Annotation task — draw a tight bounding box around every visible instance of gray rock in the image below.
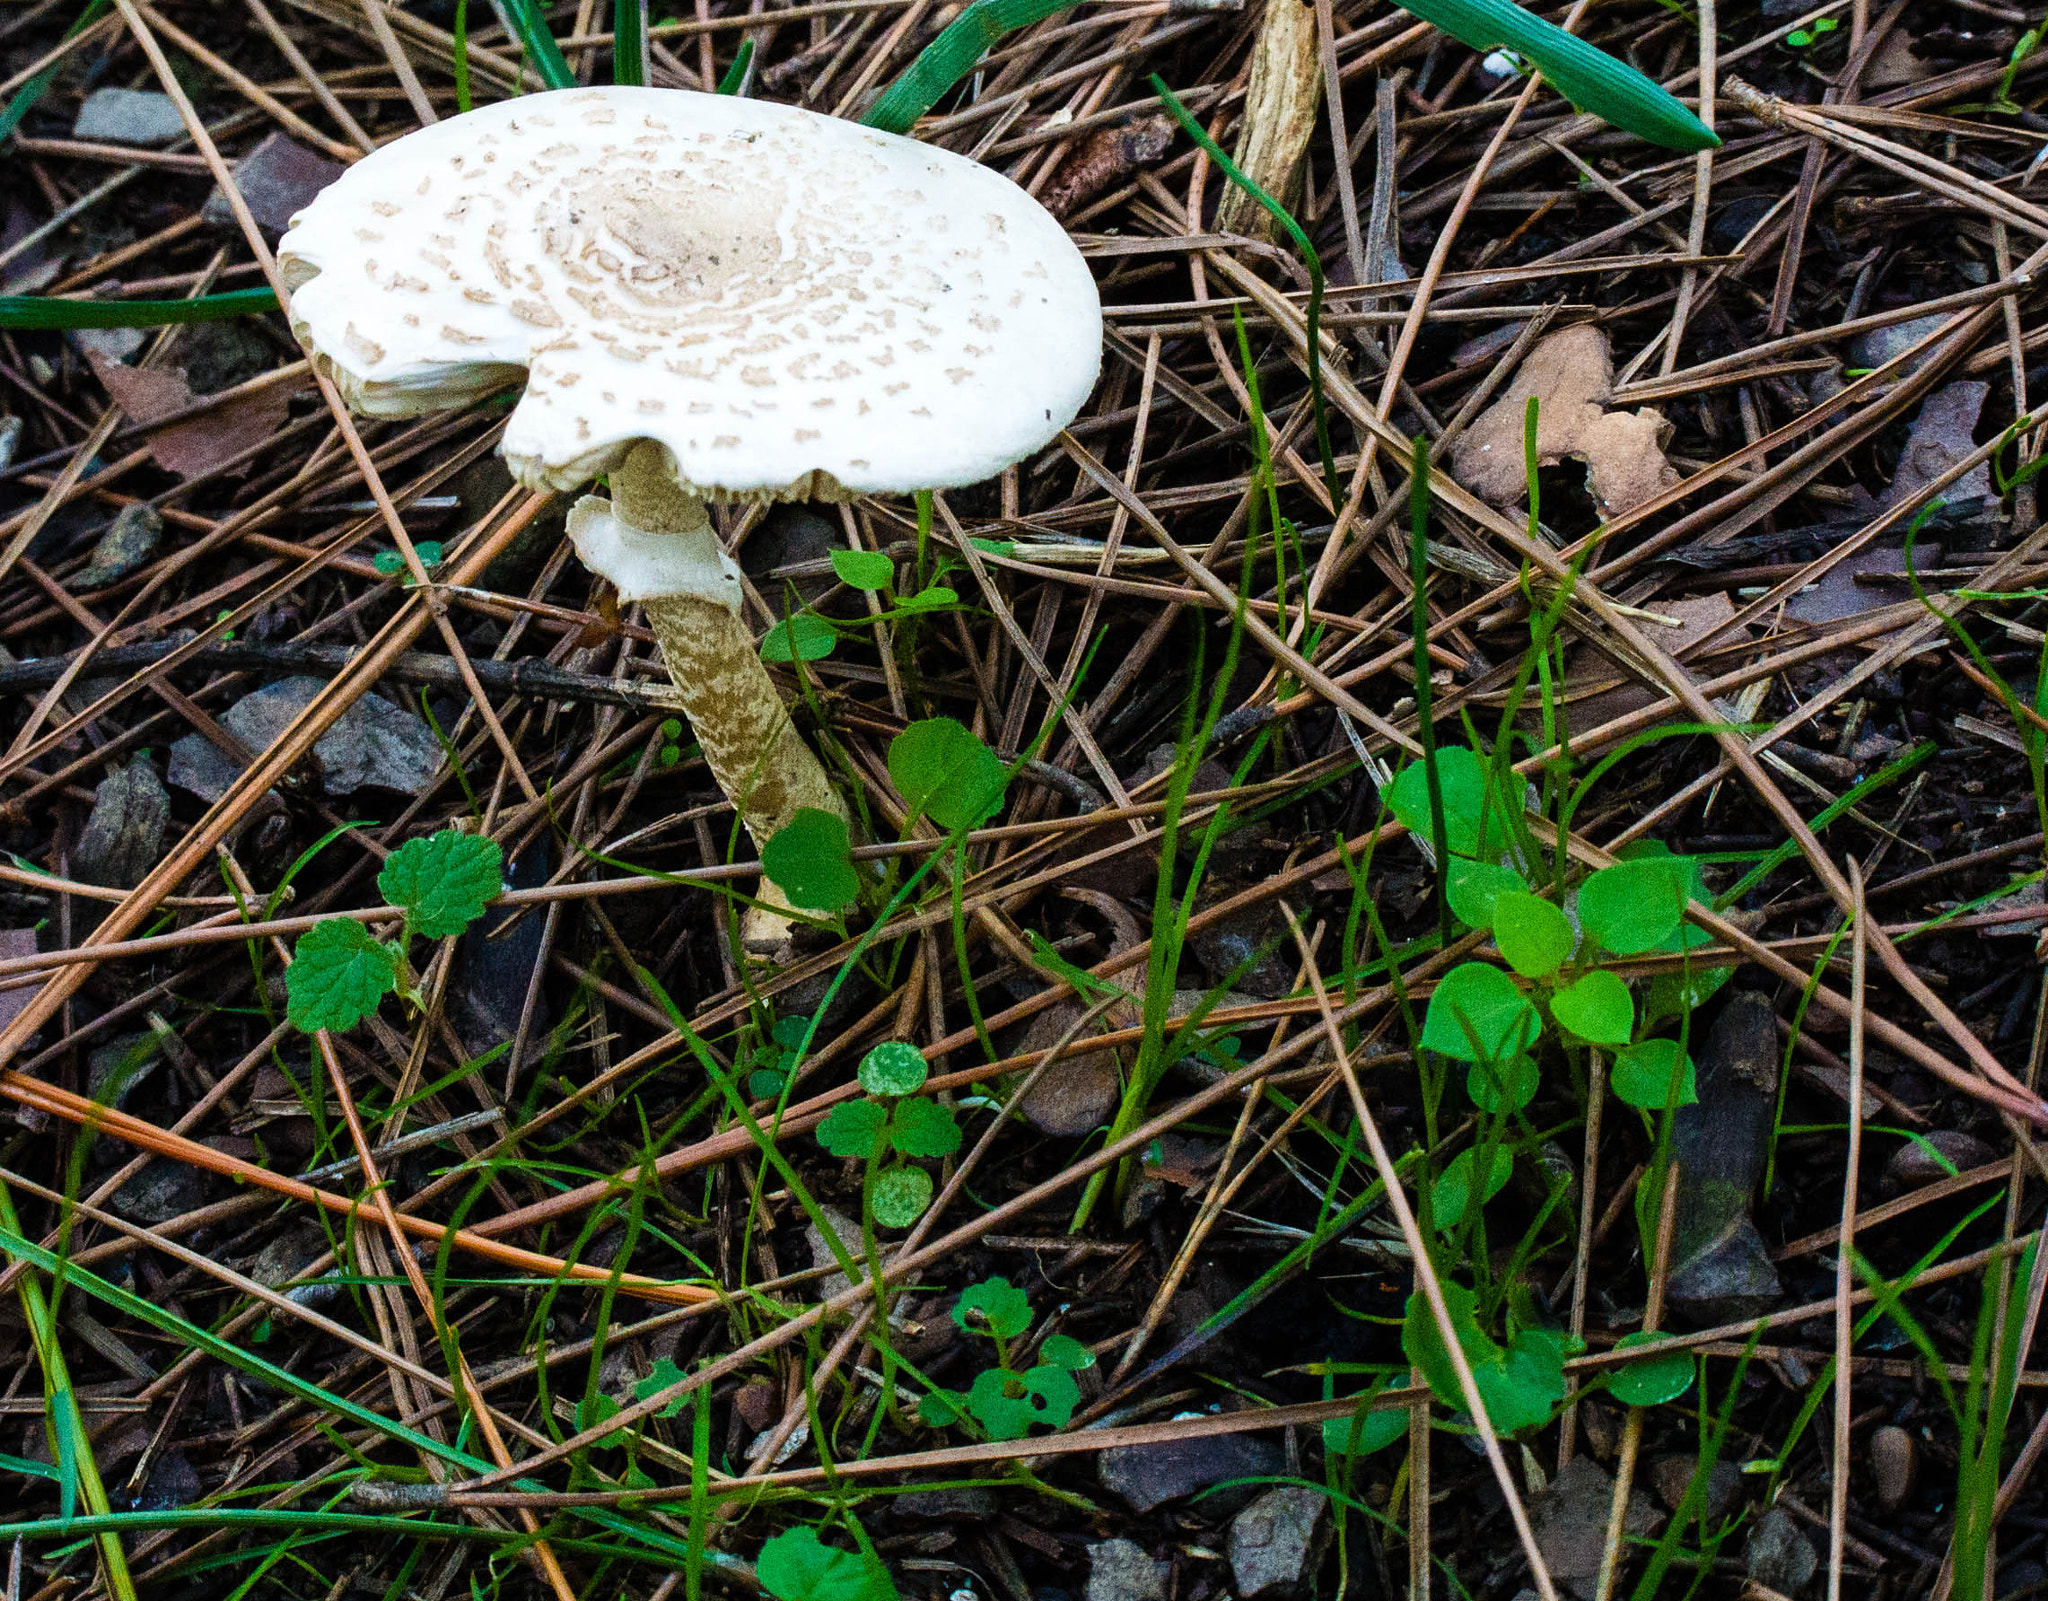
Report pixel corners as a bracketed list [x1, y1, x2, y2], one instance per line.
[898, 1488, 998, 1520]
[1665, 992, 1783, 1326]
[1228, 1486, 1328, 1598]
[73, 88, 185, 146]
[69, 326, 143, 365]
[1848, 313, 1951, 375]
[802, 1204, 863, 1299]
[1870, 1424, 1917, 1513]
[0, 928, 39, 1035]
[73, 755, 169, 889]
[168, 676, 442, 801]
[1882, 1130, 1997, 1193]
[1012, 998, 1124, 1136]
[136, 1449, 200, 1511]
[1187, 896, 1295, 999]
[1098, 1432, 1283, 1513]
[1085, 1540, 1167, 1601]
[77, 502, 162, 589]
[203, 133, 345, 237]
[1649, 1454, 1742, 1521]
[1532, 1455, 1661, 1600]
[110, 1157, 210, 1225]
[1746, 1506, 1817, 1595]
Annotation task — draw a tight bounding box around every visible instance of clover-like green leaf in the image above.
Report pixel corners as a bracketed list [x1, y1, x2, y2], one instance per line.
[830, 548, 895, 591]
[1551, 969, 1635, 1046]
[858, 1040, 929, 1098]
[953, 1275, 1033, 1339]
[756, 1526, 897, 1601]
[1609, 1038, 1698, 1110]
[1421, 961, 1540, 1063]
[888, 1095, 961, 1158]
[1037, 1333, 1096, 1371]
[1387, 745, 1513, 859]
[761, 614, 838, 663]
[1577, 856, 1690, 954]
[870, 1164, 933, 1228]
[817, 1099, 888, 1160]
[889, 717, 1008, 831]
[286, 918, 400, 1034]
[633, 1356, 690, 1419]
[1431, 1145, 1513, 1232]
[762, 808, 861, 913]
[1447, 857, 1528, 930]
[378, 830, 502, 938]
[1491, 890, 1574, 979]
[1605, 1332, 1695, 1407]
[1466, 1053, 1540, 1114]
[963, 1364, 1078, 1439]
[917, 1388, 966, 1426]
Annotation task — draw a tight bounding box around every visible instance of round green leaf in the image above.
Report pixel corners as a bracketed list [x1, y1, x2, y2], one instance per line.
[1037, 1333, 1096, 1371]
[888, 716, 1008, 831]
[816, 1098, 888, 1160]
[870, 1164, 933, 1228]
[1485, 1326, 1567, 1434]
[1577, 857, 1690, 954]
[896, 585, 958, 612]
[761, 808, 860, 913]
[1466, 1053, 1540, 1114]
[1551, 969, 1634, 1045]
[1492, 891, 1575, 979]
[1447, 858, 1528, 931]
[1387, 745, 1512, 859]
[859, 1040, 929, 1098]
[888, 1095, 962, 1158]
[1421, 962, 1540, 1063]
[829, 547, 895, 590]
[761, 614, 837, 663]
[964, 1364, 1076, 1439]
[953, 1275, 1032, 1339]
[1610, 1038, 1698, 1110]
[1322, 1405, 1408, 1458]
[286, 919, 400, 1034]
[1606, 1332, 1695, 1406]
[756, 1527, 894, 1601]
[378, 830, 503, 938]
[1431, 1145, 1513, 1232]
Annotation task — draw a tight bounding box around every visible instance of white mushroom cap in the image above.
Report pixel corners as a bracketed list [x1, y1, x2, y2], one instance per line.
[277, 86, 1103, 500]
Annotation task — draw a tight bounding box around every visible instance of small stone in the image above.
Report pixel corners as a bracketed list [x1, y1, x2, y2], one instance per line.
[168, 677, 442, 801]
[899, 1488, 997, 1520]
[1578, 1398, 1624, 1460]
[76, 503, 162, 589]
[1011, 998, 1124, 1136]
[244, 1223, 328, 1290]
[802, 1204, 863, 1299]
[1746, 1506, 1817, 1595]
[203, 133, 345, 237]
[110, 1157, 210, 1225]
[73, 88, 186, 146]
[1098, 1432, 1283, 1513]
[732, 1379, 780, 1433]
[1085, 1539, 1167, 1601]
[1533, 1455, 1662, 1600]
[0, 928, 41, 1035]
[72, 755, 169, 890]
[1649, 1454, 1742, 1521]
[1882, 1131, 1997, 1193]
[1848, 313, 1952, 375]
[1870, 1424, 1918, 1513]
[1228, 1486, 1328, 1598]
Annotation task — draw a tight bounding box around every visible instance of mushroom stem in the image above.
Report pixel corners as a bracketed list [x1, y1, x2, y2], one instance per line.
[568, 442, 849, 948]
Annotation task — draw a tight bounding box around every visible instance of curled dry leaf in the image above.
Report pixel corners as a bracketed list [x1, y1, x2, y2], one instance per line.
[1450, 324, 1679, 516]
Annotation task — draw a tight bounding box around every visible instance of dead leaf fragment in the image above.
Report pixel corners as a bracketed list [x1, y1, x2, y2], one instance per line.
[92, 356, 296, 481]
[1451, 324, 1679, 516]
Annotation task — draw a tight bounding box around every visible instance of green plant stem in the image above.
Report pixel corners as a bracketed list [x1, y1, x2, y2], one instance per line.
[1408, 438, 1452, 947]
[0, 1177, 136, 1601]
[452, 0, 472, 113]
[613, 0, 646, 85]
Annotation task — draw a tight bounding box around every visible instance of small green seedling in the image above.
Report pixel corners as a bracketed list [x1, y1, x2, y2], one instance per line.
[1784, 15, 1837, 46]
[283, 828, 502, 1034]
[759, 548, 961, 664]
[815, 1042, 962, 1228]
[1402, 1279, 1566, 1434]
[917, 1274, 1095, 1439]
[1605, 1332, 1696, 1407]
[747, 1015, 813, 1100]
[371, 540, 443, 577]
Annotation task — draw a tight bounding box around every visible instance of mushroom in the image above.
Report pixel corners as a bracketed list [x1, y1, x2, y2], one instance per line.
[277, 85, 1102, 941]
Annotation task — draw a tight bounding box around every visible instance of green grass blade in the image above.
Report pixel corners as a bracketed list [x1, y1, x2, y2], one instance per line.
[862, 0, 1077, 132]
[453, 0, 473, 114]
[0, 289, 280, 330]
[0, 0, 111, 144]
[1397, 0, 1716, 150]
[614, 0, 646, 85]
[716, 38, 755, 94]
[501, 0, 575, 89]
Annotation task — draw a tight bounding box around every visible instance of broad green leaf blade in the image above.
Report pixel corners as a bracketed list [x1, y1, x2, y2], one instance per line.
[871, 1164, 934, 1227]
[1323, 1403, 1407, 1458]
[888, 717, 1008, 830]
[1578, 856, 1690, 954]
[378, 830, 503, 938]
[762, 808, 861, 913]
[0, 289, 279, 330]
[613, 0, 646, 86]
[1491, 890, 1574, 978]
[1431, 1145, 1513, 1232]
[1394, 0, 1717, 150]
[761, 614, 837, 662]
[862, 0, 1080, 133]
[1466, 1053, 1539, 1114]
[1550, 968, 1634, 1046]
[1388, 745, 1497, 858]
[716, 38, 756, 94]
[887, 1096, 961, 1157]
[1447, 857, 1528, 930]
[1401, 1279, 1502, 1409]
[1610, 1038, 1698, 1110]
[816, 1099, 888, 1159]
[830, 548, 895, 591]
[499, 0, 574, 88]
[954, 1275, 1032, 1339]
[1038, 1333, 1096, 1371]
[756, 1527, 897, 1601]
[285, 919, 399, 1033]
[1606, 1332, 1695, 1406]
[858, 1040, 930, 1098]
[1420, 961, 1539, 1062]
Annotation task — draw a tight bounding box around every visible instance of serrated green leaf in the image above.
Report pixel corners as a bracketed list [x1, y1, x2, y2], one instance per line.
[889, 717, 1008, 831]
[1420, 961, 1540, 1062]
[1605, 1333, 1694, 1406]
[954, 1276, 1032, 1339]
[286, 919, 399, 1034]
[963, 1363, 1077, 1439]
[378, 830, 502, 938]
[761, 614, 837, 663]
[1578, 857, 1689, 954]
[888, 1096, 961, 1158]
[1609, 1038, 1698, 1110]
[817, 1099, 888, 1160]
[756, 1526, 897, 1601]
[830, 548, 895, 590]
[1491, 891, 1574, 978]
[1038, 1333, 1096, 1371]
[859, 1041, 929, 1098]
[1447, 857, 1528, 930]
[762, 808, 860, 913]
[1432, 1145, 1513, 1232]
[870, 1165, 933, 1228]
[1466, 1053, 1540, 1114]
[1551, 968, 1634, 1046]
